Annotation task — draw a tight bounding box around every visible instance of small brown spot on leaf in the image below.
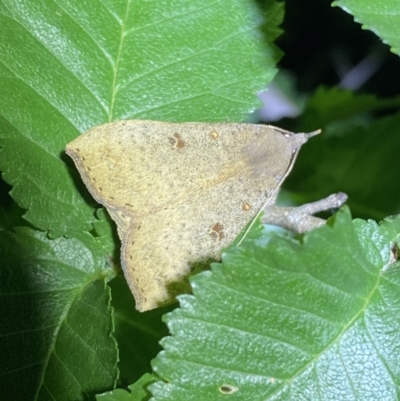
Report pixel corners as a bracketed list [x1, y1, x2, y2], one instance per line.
[209, 222, 225, 241]
[219, 384, 238, 395]
[168, 133, 186, 149]
[242, 202, 251, 211]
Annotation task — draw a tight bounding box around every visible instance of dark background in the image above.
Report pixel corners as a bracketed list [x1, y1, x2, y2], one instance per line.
[277, 0, 400, 95]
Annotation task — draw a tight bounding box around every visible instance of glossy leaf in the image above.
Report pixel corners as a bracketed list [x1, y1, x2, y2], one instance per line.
[151, 208, 400, 400]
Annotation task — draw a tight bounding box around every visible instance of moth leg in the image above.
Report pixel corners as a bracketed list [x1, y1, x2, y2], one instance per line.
[261, 192, 348, 234]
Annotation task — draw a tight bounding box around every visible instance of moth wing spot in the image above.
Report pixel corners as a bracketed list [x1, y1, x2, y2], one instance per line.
[210, 131, 219, 140]
[242, 202, 251, 211]
[168, 133, 186, 149]
[209, 222, 225, 241]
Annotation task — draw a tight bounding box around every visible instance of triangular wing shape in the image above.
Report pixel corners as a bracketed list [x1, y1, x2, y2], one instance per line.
[66, 120, 310, 311]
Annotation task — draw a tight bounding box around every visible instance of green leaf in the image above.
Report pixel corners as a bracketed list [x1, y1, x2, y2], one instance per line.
[334, 0, 400, 54]
[97, 373, 158, 401]
[0, 227, 118, 400]
[93, 208, 119, 257]
[150, 207, 400, 400]
[231, 212, 266, 246]
[0, 0, 281, 236]
[109, 276, 171, 386]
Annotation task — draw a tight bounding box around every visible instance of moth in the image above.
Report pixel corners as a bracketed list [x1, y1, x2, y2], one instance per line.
[66, 120, 322, 311]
